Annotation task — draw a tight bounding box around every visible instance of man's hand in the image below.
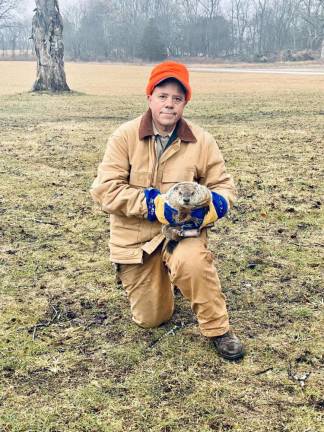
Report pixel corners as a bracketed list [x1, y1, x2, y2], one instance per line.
[191, 191, 228, 228]
[144, 188, 178, 224]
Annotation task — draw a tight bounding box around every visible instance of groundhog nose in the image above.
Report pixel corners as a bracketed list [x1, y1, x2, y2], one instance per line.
[183, 198, 190, 204]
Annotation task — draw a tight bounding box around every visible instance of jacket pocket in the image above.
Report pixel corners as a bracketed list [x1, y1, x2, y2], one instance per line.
[129, 171, 150, 187]
[109, 243, 144, 264]
[160, 169, 195, 193]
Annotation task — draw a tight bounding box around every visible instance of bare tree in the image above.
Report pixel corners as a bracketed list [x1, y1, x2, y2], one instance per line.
[268, 0, 299, 51]
[3, 0, 318, 63]
[228, 0, 252, 56]
[31, 0, 70, 92]
[18, 18, 33, 56]
[298, 0, 324, 52]
[0, 0, 15, 21]
[0, 0, 17, 29]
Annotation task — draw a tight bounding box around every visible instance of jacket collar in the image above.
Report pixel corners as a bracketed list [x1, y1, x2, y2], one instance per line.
[139, 109, 197, 143]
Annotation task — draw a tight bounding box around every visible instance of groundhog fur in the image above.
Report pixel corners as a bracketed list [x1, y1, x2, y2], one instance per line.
[162, 182, 211, 253]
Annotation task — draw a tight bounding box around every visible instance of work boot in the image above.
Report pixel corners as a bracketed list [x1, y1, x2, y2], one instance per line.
[211, 331, 245, 360]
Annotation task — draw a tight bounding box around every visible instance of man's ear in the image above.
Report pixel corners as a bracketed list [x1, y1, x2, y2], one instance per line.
[147, 94, 152, 107]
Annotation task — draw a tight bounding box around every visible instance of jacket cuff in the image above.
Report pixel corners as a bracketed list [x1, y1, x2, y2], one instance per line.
[211, 191, 228, 218]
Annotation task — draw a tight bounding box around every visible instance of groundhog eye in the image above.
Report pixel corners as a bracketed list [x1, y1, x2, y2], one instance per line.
[179, 191, 182, 195]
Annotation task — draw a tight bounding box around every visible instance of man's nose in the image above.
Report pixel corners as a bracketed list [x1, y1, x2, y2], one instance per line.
[164, 96, 174, 107]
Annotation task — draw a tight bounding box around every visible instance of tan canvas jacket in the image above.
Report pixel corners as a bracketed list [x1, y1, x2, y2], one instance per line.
[90, 109, 237, 264]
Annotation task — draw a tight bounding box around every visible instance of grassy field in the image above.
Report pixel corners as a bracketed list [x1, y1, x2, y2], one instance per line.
[0, 62, 323, 432]
[1, 61, 323, 96]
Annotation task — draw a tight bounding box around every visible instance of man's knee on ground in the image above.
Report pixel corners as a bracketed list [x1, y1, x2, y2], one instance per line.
[132, 309, 173, 329]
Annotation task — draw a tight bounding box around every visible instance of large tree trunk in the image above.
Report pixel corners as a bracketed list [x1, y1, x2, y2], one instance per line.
[32, 0, 70, 92]
[321, 40, 324, 60]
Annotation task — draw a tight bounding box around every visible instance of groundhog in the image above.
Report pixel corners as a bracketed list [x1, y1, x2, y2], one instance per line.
[162, 182, 211, 253]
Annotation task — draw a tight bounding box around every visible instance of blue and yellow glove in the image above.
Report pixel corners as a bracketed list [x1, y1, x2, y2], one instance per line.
[145, 188, 228, 227]
[144, 188, 161, 222]
[190, 191, 228, 228]
[144, 188, 179, 224]
[144, 188, 172, 225]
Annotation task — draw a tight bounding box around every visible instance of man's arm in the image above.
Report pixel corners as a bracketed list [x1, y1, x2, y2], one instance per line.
[200, 132, 237, 209]
[90, 132, 147, 218]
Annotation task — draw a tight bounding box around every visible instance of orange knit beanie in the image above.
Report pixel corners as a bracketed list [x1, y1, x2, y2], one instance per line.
[146, 61, 192, 102]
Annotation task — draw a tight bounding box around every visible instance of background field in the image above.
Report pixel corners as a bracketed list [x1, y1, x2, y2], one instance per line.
[0, 63, 323, 431]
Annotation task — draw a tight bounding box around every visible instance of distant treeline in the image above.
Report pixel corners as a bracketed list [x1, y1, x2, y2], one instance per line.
[1, 0, 323, 62]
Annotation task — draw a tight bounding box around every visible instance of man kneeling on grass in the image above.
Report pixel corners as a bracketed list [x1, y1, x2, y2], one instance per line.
[90, 61, 244, 360]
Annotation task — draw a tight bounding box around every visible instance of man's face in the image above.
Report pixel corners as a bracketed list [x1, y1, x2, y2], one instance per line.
[147, 80, 187, 134]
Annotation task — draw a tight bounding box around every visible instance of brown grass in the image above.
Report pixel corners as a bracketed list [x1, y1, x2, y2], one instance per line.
[0, 61, 323, 96]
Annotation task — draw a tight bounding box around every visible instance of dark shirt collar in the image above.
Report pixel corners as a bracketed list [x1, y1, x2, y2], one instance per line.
[139, 108, 197, 143]
[152, 122, 175, 138]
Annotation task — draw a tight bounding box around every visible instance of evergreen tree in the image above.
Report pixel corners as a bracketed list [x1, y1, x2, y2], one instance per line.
[139, 18, 167, 61]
